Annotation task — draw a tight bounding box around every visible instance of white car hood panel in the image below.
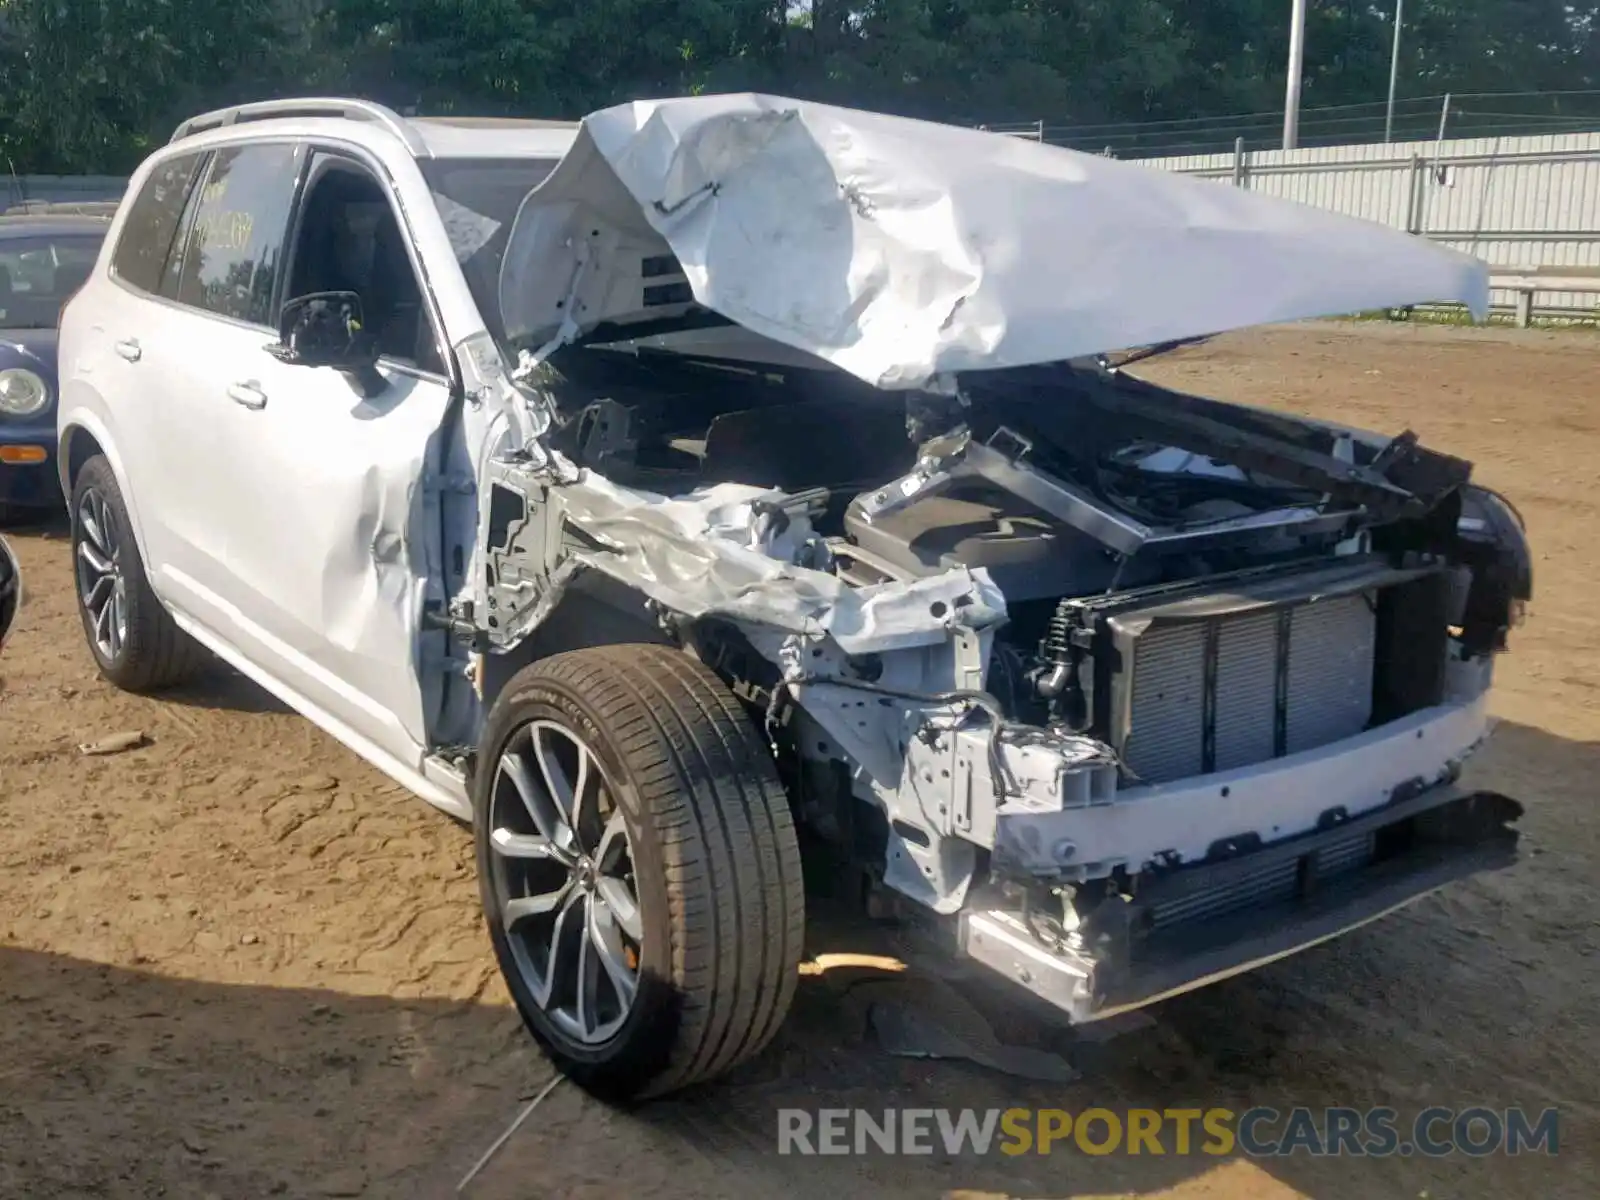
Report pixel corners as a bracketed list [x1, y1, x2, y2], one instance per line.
[500, 93, 1489, 390]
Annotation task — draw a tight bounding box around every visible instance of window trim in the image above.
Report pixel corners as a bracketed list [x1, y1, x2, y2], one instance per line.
[287, 142, 454, 386]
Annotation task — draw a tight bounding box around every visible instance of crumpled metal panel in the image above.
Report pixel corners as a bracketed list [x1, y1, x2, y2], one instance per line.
[490, 454, 1011, 658]
[564, 477, 1009, 654]
[501, 93, 1490, 390]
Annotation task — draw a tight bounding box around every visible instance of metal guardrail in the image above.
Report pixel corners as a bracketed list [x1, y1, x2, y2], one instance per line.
[1489, 267, 1600, 326]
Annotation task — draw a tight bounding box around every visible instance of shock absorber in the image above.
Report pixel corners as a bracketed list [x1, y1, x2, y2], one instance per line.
[1035, 599, 1091, 731]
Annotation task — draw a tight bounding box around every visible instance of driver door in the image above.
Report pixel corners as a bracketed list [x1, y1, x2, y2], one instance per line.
[199, 147, 455, 776]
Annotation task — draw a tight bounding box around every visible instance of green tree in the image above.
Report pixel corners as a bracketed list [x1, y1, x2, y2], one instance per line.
[1, 0, 1597, 173]
[0, 0, 324, 173]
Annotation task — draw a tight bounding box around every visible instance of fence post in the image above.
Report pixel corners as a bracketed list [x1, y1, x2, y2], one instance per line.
[1232, 137, 1246, 187]
[1514, 289, 1534, 329]
[1404, 154, 1423, 234]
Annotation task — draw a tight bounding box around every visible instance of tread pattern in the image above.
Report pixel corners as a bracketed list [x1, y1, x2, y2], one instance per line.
[502, 643, 805, 1097]
[73, 456, 208, 692]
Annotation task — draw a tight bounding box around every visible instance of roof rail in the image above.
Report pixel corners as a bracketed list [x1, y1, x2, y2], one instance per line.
[170, 98, 428, 155]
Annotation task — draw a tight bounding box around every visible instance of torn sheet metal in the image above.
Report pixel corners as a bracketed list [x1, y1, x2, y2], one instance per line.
[488, 460, 1009, 656]
[501, 93, 1490, 390]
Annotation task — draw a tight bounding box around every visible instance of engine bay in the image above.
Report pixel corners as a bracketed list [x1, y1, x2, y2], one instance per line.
[544, 343, 1416, 542]
[524, 338, 1530, 774]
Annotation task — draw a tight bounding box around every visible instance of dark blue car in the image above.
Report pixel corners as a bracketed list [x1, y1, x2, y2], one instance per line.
[0, 212, 111, 524]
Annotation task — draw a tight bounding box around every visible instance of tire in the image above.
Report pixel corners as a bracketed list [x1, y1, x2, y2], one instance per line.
[474, 643, 804, 1102]
[70, 455, 207, 691]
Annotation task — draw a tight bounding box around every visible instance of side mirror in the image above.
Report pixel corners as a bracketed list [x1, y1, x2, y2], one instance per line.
[0, 535, 20, 657]
[266, 291, 386, 397]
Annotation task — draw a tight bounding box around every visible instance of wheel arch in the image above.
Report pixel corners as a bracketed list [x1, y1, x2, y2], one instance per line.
[58, 417, 153, 564]
[480, 570, 675, 716]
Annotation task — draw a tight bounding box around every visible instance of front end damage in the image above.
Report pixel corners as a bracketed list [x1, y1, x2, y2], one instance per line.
[447, 94, 1528, 1022]
[455, 348, 1528, 1023]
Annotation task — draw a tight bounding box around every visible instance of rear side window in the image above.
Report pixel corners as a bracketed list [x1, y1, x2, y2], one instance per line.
[0, 233, 106, 329]
[111, 153, 205, 294]
[173, 144, 301, 326]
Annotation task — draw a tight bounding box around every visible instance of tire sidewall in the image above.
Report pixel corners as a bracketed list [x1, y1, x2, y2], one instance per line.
[473, 667, 683, 1097]
[70, 457, 133, 677]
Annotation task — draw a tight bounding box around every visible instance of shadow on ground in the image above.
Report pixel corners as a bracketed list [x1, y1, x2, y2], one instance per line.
[159, 665, 294, 715]
[0, 943, 1307, 1200]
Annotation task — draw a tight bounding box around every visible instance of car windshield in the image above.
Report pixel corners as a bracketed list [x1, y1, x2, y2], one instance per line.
[0, 232, 104, 329]
[419, 157, 559, 344]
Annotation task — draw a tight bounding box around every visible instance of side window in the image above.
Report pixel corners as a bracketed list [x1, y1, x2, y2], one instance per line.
[174, 143, 301, 326]
[285, 153, 444, 374]
[110, 153, 205, 294]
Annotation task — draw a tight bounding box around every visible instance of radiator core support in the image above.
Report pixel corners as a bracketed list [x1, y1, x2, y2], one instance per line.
[1050, 556, 1451, 786]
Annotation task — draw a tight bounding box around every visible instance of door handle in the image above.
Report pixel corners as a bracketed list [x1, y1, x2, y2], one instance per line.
[227, 381, 268, 410]
[113, 339, 141, 363]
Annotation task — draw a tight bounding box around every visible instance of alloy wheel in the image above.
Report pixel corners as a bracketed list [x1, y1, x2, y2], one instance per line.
[75, 487, 127, 663]
[487, 719, 643, 1046]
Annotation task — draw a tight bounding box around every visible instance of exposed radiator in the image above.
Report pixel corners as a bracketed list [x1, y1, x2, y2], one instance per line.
[1122, 592, 1378, 785]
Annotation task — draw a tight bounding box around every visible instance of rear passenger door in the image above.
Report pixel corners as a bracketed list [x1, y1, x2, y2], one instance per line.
[95, 149, 208, 586]
[121, 142, 306, 627]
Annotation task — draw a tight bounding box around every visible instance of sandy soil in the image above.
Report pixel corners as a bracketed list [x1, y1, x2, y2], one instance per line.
[1, 321, 1596, 1199]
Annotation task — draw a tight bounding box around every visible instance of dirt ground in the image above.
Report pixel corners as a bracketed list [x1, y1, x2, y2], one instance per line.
[1, 321, 1596, 1200]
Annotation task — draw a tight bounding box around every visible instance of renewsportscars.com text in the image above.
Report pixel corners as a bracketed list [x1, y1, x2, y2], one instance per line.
[776, 1106, 1559, 1158]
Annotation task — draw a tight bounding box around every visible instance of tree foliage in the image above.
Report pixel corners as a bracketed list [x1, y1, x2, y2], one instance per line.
[1, 0, 1596, 173]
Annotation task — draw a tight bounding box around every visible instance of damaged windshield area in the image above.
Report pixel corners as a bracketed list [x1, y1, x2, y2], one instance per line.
[419, 157, 557, 342]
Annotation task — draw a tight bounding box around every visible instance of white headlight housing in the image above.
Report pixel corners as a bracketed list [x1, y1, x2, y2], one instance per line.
[0, 367, 51, 417]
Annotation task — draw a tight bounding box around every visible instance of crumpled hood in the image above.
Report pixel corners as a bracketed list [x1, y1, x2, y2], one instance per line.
[500, 93, 1489, 390]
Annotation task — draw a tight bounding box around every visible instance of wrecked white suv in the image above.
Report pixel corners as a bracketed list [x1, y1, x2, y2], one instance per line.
[58, 95, 1530, 1100]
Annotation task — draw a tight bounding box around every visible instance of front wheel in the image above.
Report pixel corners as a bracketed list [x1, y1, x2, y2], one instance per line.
[474, 643, 805, 1101]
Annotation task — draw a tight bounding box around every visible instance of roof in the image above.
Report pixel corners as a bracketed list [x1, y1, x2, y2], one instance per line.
[0, 214, 112, 238]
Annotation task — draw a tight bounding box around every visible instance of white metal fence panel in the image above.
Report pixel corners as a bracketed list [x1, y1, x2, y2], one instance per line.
[3, 174, 128, 211]
[1134, 132, 1600, 317]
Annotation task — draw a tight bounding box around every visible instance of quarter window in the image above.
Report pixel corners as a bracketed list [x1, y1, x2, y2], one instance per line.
[174, 144, 301, 326]
[110, 153, 205, 295]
